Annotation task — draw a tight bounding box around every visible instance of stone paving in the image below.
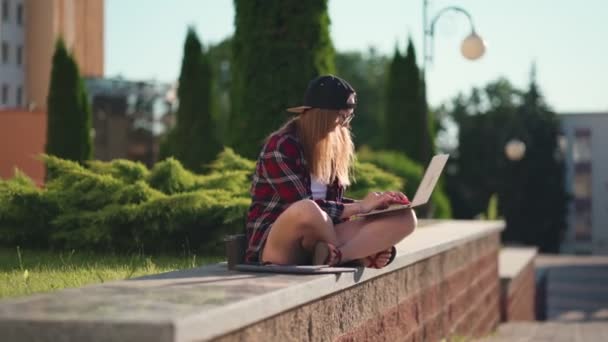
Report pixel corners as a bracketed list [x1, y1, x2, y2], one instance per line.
[480, 321, 608, 342]
[537, 255, 608, 322]
[480, 255, 608, 342]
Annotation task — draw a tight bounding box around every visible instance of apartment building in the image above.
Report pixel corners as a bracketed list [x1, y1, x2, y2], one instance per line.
[560, 112, 608, 255]
[0, 0, 103, 110]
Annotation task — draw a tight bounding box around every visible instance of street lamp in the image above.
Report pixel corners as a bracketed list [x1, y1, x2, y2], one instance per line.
[420, 1, 486, 162]
[461, 32, 486, 60]
[422, 1, 486, 73]
[505, 139, 526, 161]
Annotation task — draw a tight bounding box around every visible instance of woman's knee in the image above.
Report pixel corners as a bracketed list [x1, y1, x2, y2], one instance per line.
[388, 209, 417, 237]
[286, 199, 331, 228]
[402, 209, 417, 235]
[286, 200, 335, 249]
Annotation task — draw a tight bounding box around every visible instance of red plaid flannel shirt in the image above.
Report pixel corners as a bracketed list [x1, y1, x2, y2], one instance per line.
[245, 124, 352, 263]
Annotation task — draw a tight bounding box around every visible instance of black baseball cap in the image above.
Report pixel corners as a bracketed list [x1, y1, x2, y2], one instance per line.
[287, 75, 357, 113]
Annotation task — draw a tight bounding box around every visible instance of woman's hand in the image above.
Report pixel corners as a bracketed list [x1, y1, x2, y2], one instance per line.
[358, 191, 409, 214]
[384, 191, 410, 205]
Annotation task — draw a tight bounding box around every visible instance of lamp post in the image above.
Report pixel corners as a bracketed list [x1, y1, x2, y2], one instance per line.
[419, 0, 486, 163]
[505, 138, 526, 161]
[422, 0, 486, 75]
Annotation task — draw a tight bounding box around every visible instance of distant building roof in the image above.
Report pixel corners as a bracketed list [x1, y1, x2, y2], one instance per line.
[559, 111, 608, 117]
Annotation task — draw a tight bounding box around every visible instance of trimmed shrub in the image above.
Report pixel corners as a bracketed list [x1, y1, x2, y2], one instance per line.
[347, 162, 403, 199]
[194, 171, 251, 197]
[0, 170, 56, 247]
[87, 159, 150, 184]
[147, 158, 197, 195]
[1, 148, 412, 253]
[206, 147, 255, 173]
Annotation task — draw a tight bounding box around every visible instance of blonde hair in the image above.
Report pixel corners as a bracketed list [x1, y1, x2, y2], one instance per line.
[271, 109, 355, 186]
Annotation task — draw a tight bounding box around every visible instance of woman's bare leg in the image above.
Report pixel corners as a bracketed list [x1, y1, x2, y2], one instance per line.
[261, 199, 338, 265]
[334, 209, 417, 263]
[261, 199, 417, 265]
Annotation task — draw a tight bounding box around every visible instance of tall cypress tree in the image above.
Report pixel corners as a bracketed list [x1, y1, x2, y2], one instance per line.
[384, 45, 408, 152]
[384, 38, 432, 164]
[230, 0, 335, 158]
[161, 28, 220, 172]
[46, 38, 92, 165]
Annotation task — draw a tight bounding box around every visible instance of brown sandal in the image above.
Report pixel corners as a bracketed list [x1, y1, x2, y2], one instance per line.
[312, 241, 342, 266]
[362, 246, 397, 269]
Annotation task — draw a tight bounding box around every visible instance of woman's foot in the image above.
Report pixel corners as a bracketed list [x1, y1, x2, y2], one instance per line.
[312, 241, 342, 266]
[361, 247, 397, 268]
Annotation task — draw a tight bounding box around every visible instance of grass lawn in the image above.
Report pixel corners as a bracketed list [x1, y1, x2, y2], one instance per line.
[0, 247, 223, 300]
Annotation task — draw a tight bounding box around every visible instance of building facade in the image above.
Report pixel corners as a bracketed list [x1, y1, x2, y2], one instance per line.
[85, 77, 176, 167]
[0, 0, 25, 108]
[560, 112, 608, 255]
[0, 0, 103, 111]
[0, 0, 103, 182]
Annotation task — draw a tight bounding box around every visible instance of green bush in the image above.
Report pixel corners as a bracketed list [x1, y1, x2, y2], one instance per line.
[358, 147, 452, 218]
[357, 147, 422, 195]
[44, 156, 163, 210]
[0, 170, 56, 247]
[431, 190, 452, 219]
[1, 147, 416, 253]
[87, 159, 150, 184]
[206, 147, 256, 173]
[49, 189, 249, 254]
[194, 171, 251, 197]
[0, 153, 253, 253]
[346, 162, 403, 199]
[147, 158, 197, 195]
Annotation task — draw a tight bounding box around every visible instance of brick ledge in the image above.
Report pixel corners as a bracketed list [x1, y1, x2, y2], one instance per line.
[0, 220, 504, 342]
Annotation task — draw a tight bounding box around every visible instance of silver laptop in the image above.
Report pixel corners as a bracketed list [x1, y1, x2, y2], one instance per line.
[357, 154, 449, 217]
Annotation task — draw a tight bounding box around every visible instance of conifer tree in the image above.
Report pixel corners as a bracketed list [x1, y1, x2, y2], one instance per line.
[384, 45, 408, 152]
[161, 28, 221, 171]
[46, 38, 93, 165]
[384, 38, 433, 163]
[230, 0, 335, 157]
[501, 64, 568, 252]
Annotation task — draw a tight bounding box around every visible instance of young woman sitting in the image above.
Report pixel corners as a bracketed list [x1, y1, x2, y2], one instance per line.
[245, 75, 417, 268]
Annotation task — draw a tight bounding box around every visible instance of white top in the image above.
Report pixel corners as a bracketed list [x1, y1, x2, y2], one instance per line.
[310, 175, 328, 200]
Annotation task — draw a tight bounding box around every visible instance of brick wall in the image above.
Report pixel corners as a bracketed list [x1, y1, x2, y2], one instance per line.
[214, 233, 501, 342]
[0, 110, 46, 185]
[500, 261, 536, 321]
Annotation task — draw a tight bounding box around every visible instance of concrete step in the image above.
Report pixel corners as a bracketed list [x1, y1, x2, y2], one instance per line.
[478, 321, 608, 342]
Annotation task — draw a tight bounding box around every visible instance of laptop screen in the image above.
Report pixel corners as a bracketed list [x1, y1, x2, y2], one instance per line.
[410, 154, 449, 207]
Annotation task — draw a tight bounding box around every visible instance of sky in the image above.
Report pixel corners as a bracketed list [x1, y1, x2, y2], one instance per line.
[106, 0, 608, 113]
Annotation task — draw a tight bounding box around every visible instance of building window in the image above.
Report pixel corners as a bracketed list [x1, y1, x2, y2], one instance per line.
[16, 45, 22, 65]
[17, 2, 23, 25]
[572, 128, 592, 242]
[573, 172, 592, 198]
[16, 86, 22, 106]
[573, 128, 592, 163]
[1, 0, 8, 23]
[574, 206, 592, 241]
[1, 41, 8, 64]
[1, 84, 8, 105]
